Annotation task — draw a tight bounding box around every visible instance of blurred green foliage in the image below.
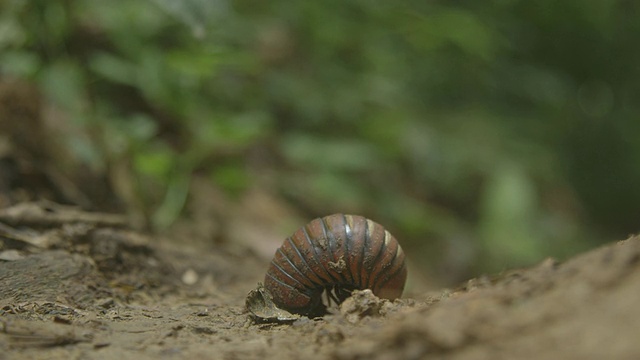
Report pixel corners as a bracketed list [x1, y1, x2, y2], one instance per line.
[1, 0, 639, 280]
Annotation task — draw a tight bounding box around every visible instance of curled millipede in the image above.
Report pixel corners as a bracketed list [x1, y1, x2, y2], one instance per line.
[250, 214, 407, 317]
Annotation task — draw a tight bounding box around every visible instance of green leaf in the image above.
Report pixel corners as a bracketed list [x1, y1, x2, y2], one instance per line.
[89, 52, 137, 86]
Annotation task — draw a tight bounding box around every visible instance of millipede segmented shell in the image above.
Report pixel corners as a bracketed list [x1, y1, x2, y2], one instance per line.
[256, 213, 407, 316]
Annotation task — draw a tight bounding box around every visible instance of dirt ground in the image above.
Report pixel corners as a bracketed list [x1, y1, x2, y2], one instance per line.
[1, 202, 639, 360]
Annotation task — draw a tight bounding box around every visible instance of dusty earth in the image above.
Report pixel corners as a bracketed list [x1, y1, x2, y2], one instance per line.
[1, 201, 639, 360]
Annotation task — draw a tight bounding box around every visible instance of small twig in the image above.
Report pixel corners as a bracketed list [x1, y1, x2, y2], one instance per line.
[0, 221, 47, 248]
[1, 318, 92, 348]
[0, 201, 127, 228]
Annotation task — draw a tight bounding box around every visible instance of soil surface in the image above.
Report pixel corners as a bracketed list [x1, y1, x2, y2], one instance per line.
[1, 202, 639, 360]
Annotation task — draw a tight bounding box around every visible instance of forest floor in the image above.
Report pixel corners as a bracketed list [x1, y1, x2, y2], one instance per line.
[1, 77, 639, 359]
[1, 201, 639, 360]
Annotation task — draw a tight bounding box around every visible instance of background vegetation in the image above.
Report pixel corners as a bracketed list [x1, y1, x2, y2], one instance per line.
[1, 0, 639, 283]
